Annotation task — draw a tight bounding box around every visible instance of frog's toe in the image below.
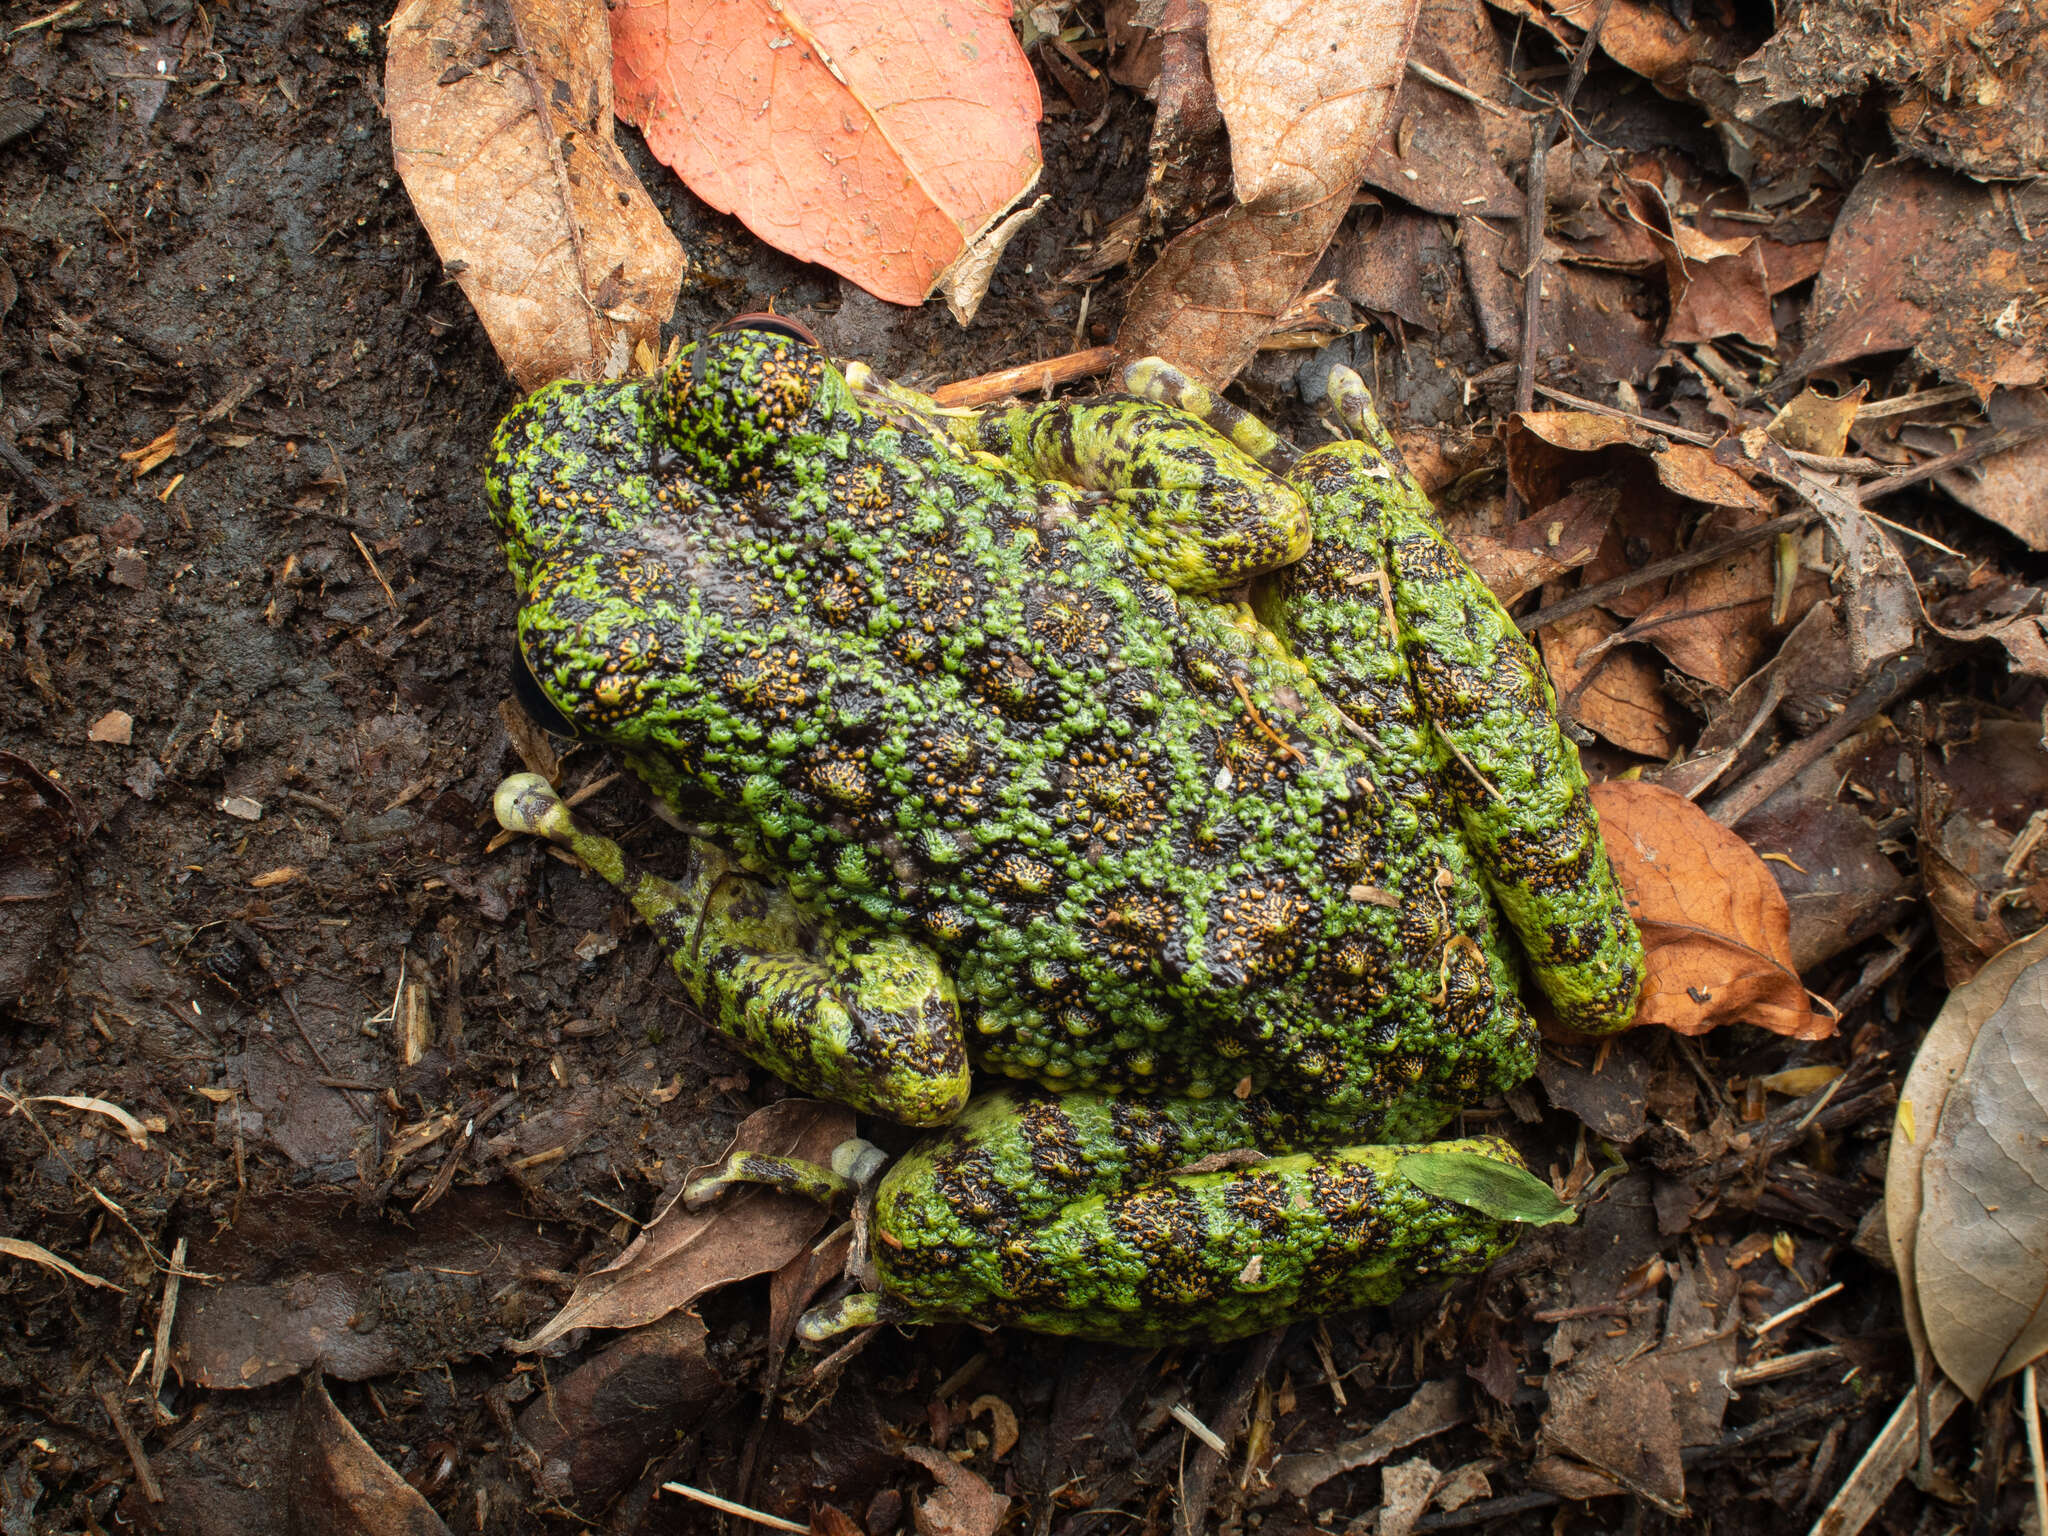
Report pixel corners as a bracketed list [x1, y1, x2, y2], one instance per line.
[1121, 357, 1294, 471]
[493, 773, 574, 841]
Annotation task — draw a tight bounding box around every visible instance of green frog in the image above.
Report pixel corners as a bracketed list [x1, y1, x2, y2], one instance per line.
[485, 319, 1642, 1344]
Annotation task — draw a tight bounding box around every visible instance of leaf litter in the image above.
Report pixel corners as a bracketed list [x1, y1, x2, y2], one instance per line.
[19, 0, 2048, 1526]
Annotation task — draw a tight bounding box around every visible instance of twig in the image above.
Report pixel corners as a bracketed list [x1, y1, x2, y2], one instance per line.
[1177, 1328, 1285, 1536]
[1169, 1401, 1229, 1454]
[1516, 511, 1810, 635]
[1752, 1280, 1843, 1338]
[149, 1237, 187, 1402]
[98, 1386, 164, 1503]
[1704, 643, 1942, 826]
[1806, 1377, 1963, 1536]
[2029, 1364, 2048, 1536]
[1511, 0, 1615, 430]
[931, 346, 1120, 409]
[660, 1483, 807, 1533]
[1407, 57, 1512, 118]
[1855, 423, 2048, 504]
[1729, 1344, 1845, 1386]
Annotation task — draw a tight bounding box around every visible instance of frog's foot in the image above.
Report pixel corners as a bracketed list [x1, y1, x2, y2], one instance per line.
[951, 379, 1310, 595]
[493, 775, 973, 1126]
[682, 1138, 889, 1210]
[1119, 357, 1297, 474]
[797, 1289, 913, 1342]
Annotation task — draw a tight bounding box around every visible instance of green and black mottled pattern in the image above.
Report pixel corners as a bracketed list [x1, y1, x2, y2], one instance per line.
[867, 1088, 1521, 1344]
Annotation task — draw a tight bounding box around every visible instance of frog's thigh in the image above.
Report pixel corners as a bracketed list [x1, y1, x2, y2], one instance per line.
[492, 775, 970, 1127]
[964, 398, 1309, 594]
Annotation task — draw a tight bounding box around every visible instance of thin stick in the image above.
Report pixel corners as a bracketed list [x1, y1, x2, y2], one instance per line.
[1752, 1280, 1843, 1338]
[98, 1386, 164, 1503]
[1856, 423, 2048, 503]
[661, 1482, 808, 1533]
[2027, 1363, 2047, 1536]
[931, 346, 1120, 409]
[1516, 511, 1810, 634]
[1511, 0, 1615, 424]
[1170, 1401, 1229, 1455]
[1407, 58, 1512, 118]
[149, 1237, 187, 1402]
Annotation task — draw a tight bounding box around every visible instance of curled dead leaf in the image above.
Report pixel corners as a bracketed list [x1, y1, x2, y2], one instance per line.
[289, 1372, 453, 1536]
[612, 0, 1042, 308]
[1590, 780, 1827, 1040]
[903, 1443, 1011, 1536]
[387, 0, 684, 389]
[1888, 924, 2048, 1401]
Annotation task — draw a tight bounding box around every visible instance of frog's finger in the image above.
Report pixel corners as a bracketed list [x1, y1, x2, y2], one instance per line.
[958, 396, 1310, 594]
[1302, 369, 1645, 1035]
[682, 1142, 885, 1209]
[492, 774, 972, 1127]
[1119, 358, 1298, 473]
[818, 1107, 1528, 1344]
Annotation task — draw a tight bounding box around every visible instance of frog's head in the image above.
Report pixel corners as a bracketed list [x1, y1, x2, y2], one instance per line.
[651, 316, 860, 491]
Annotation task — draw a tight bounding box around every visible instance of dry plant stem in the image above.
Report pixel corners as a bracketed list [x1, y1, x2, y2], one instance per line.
[930, 345, 1121, 407]
[1532, 384, 1898, 475]
[0, 434, 60, 509]
[2030, 1364, 2048, 1536]
[98, 1385, 163, 1503]
[1855, 423, 2048, 504]
[1705, 643, 1943, 826]
[1516, 511, 1810, 635]
[1511, 0, 1614, 424]
[1806, 1377, 1963, 1536]
[1177, 1328, 1285, 1536]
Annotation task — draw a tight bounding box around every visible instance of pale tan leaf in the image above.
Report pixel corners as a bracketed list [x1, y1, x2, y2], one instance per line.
[1207, 0, 1417, 214]
[387, 0, 684, 389]
[903, 1444, 1010, 1536]
[1888, 925, 2048, 1400]
[0, 1235, 124, 1292]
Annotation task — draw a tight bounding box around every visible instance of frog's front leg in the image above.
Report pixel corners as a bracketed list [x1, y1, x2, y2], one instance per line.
[493, 775, 971, 1127]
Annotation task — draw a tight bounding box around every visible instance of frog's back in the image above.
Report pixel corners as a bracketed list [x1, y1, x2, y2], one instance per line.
[514, 379, 1533, 1138]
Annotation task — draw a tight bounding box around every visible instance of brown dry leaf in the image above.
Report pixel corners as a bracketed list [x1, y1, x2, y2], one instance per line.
[1540, 1357, 1687, 1515]
[1459, 221, 1665, 389]
[1908, 388, 2048, 552]
[87, 709, 132, 745]
[386, 0, 683, 390]
[1742, 0, 2048, 179]
[1738, 794, 1909, 974]
[512, 1099, 853, 1351]
[1792, 165, 2048, 399]
[1616, 176, 1772, 348]
[1542, 609, 1683, 759]
[1591, 780, 1826, 1040]
[1340, 207, 1455, 334]
[1767, 383, 1867, 458]
[1888, 924, 2048, 1400]
[515, 1315, 723, 1506]
[288, 1372, 453, 1536]
[612, 0, 1042, 308]
[903, 1444, 1011, 1536]
[1463, 482, 1615, 607]
[1503, 413, 1764, 513]
[1358, 73, 1523, 220]
[1625, 515, 1825, 692]
[1116, 0, 1417, 382]
[1209, 0, 1414, 213]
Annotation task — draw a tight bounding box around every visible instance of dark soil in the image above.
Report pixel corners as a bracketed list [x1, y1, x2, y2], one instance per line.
[0, 0, 2002, 1532]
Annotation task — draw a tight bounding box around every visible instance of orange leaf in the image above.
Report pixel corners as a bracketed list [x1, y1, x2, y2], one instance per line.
[611, 0, 1042, 306]
[1591, 780, 1829, 1040]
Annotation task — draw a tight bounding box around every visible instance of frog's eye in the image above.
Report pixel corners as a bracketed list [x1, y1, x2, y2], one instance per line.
[709, 312, 820, 346]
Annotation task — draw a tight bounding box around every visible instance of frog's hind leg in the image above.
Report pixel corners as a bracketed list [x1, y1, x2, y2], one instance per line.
[1281, 370, 1644, 1035]
[493, 774, 971, 1127]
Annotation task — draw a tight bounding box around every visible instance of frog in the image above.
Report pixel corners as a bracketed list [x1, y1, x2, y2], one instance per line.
[484, 318, 1644, 1344]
